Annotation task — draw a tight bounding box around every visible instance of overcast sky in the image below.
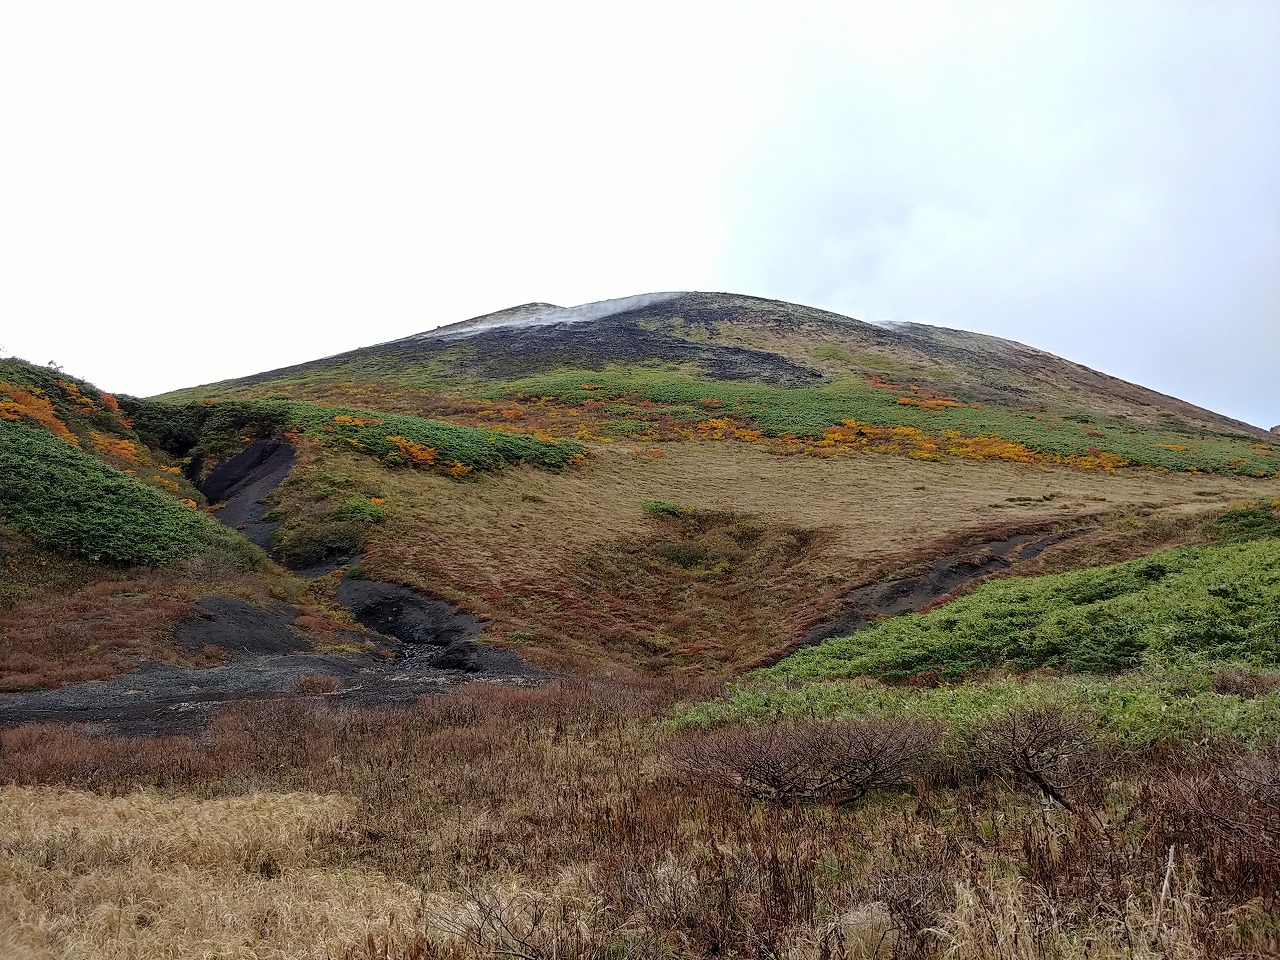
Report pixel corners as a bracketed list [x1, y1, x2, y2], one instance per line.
[2, 1, 1277, 427]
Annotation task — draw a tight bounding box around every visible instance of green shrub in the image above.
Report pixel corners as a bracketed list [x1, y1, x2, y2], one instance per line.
[1214, 499, 1280, 542]
[271, 516, 364, 568]
[0, 421, 259, 568]
[129, 397, 585, 472]
[335, 496, 388, 523]
[757, 535, 1280, 683]
[682, 667, 1280, 750]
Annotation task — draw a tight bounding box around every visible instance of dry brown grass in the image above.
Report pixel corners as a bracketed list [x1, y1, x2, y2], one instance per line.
[344, 439, 1276, 675]
[0, 542, 365, 692]
[3, 684, 1277, 959]
[0, 785, 424, 960]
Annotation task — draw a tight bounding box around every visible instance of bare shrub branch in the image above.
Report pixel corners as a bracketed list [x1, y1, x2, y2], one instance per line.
[973, 706, 1103, 813]
[668, 717, 939, 805]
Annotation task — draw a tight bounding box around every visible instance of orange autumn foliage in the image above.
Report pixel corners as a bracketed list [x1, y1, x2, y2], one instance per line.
[814, 419, 1131, 471]
[0, 384, 78, 445]
[386, 435, 437, 467]
[90, 432, 142, 463]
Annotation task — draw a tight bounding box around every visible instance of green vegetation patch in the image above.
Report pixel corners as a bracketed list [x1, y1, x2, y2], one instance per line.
[124, 398, 290, 459]
[1215, 498, 1280, 542]
[682, 666, 1280, 750]
[265, 462, 390, 568]
[760, 536, 1280, 684]
[683, 499, 1280, 749]
[132, 398, 585, 472]
[289, 403, 584, 471]
[0, 420, 260, 567]
[486, 367, 1277, 474]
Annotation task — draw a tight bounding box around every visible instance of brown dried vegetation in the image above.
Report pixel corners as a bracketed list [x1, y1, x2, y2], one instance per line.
[0, 534, 361, 692]
[4, 684, 1279, 959]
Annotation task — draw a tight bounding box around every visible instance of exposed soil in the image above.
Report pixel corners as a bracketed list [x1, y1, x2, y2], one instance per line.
[794, 529, 1088, 652]
[231, 300, 825, 389]
[0, 586, 546, 734]
[174, 596, 313, 657]
[0, 652, 544, 736]
[0, 441, 548, 733]
[442, 311, 825, 386]
[195, 437, 295, 551]
[334, 574, 529, 675]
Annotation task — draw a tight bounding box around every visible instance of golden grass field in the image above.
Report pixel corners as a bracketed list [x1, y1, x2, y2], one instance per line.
[346, 438, 1278, 673]
[4, 683, 1272, 960]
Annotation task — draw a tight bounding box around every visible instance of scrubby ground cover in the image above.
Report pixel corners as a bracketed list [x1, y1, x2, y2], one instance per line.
[749, 501, 1280, 682]
[179, 362, 1278, 476]
[688, 501, 1280, 744]
[347, 439, 1277, 675]
[4, 678, 1279, 959]
[5, 347, 1280, 957]
[0, 529, 364, 692]
[487, 368, 1277, 475]
[0, 363, 375, 691]
[129, 396, 585, 475]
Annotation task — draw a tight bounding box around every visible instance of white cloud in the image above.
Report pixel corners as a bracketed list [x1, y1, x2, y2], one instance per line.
[1, 1, 1276, 426]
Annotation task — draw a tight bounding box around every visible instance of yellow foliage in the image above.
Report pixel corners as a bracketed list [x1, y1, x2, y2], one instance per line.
[56, 379, 97, 413]
[333, 414, 383, 427]
[0, 384, 78, 444]
[385, 435, 437, 467]
[91, 431, 141, 463]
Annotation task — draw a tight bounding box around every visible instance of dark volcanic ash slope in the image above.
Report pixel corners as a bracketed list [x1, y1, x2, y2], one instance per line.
[195, 437, 295, 551]
[218, 292, 823, 391]
[167, 291, 1267, 438]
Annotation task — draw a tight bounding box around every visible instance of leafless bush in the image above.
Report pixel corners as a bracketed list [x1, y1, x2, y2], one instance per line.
[973, 706, 1104, 813]
[1164, 745, 1280, 901]
[871, 869, 952, 959]
[426, 885, 630, 960]
[668, 718, 939, 805]
[1212, 667, 1280, 699]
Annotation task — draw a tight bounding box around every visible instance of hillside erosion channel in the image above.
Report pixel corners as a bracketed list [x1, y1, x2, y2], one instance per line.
[1, 434, 1089, 734]
[0, 437, 545, 735]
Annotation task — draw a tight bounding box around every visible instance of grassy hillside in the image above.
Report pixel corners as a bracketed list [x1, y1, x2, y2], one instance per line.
[684, 499, 1280, 739]
[0, 360, 245, 566]
[754, 500, 1280, 682]
[0, 363, 365, 691]
[157, 293, 1277, 479]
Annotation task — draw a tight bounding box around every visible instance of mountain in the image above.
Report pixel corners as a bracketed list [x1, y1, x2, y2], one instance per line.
[5, 296, 1280, 958]
[2, 292, 1278, 701]
[178, 291, 1269, 439]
